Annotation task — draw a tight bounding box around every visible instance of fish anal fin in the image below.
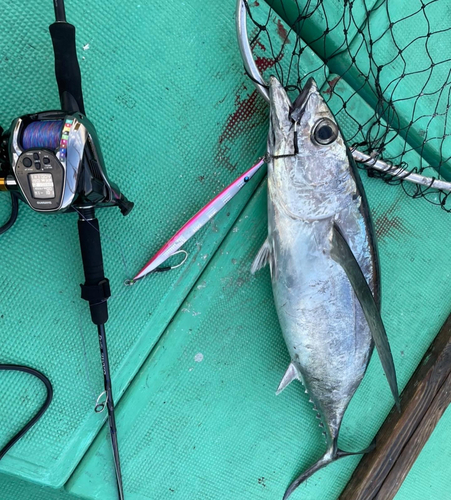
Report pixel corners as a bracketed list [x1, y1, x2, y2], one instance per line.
[276, 362, 300, 395]
[251, 238, 273, 275]
[330, 223, 400, 411]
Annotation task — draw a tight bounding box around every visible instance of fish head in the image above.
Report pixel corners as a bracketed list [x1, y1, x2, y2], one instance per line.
[268, 77, 354, 218]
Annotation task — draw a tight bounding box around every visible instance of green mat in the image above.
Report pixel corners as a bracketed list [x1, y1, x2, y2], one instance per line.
[0, 0, 450, 499]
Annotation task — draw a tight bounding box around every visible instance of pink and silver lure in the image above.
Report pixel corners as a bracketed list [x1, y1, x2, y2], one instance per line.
[130, 158, 265, 283]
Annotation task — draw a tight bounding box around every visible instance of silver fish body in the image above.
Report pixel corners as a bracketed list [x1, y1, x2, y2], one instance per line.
[270, 76, 377, 437]
[252, 77, 398, 498]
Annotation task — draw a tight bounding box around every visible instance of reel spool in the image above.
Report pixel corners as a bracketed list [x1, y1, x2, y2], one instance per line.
[22, 121, 64, 150]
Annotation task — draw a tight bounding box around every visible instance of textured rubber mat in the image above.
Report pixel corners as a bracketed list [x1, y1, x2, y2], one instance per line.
[67, 172, 451, 499]
[67, 76, 451, 499]
[0, 0, 323, 491]
[0, 473, 81, 500]
[1, 0, 451, 498]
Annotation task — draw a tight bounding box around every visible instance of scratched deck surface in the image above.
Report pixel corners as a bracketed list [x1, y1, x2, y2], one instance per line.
[0, 0, 450, 499]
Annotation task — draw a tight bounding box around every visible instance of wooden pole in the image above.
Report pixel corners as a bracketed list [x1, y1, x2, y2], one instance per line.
[339, 314, 451, 500]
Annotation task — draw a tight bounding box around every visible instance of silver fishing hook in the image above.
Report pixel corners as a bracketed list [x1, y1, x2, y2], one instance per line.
[170, 249, 188, 269]
[124, 249, 189, 287]
[94, 391, 108, 413]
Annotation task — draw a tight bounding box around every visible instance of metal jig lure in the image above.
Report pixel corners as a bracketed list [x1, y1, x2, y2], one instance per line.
[128, 158, 265, 284]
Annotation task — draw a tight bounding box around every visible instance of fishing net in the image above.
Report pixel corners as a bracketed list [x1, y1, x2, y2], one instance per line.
[243, 0, 451, 210]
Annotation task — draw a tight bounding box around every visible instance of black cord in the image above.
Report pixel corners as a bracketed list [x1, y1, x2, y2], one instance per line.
[53, 0, 67, 22]
[0, 202, 52, 457]
[0, 365, 53, 460]
[0, 192, 19, 236]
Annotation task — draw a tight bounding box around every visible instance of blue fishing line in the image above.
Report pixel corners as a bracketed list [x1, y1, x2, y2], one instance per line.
[22, 121, 64, 150]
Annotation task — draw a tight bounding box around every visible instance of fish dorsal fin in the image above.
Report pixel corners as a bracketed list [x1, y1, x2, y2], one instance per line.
[251, 238, 273, 275]
[276, 362, 300, 395]
[330, 223, 400, 411]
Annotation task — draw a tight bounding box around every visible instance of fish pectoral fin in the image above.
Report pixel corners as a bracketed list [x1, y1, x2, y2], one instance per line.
[330, 223, 400, 411]
[251, 238, 273, 275]
[276, 362, 300, 395]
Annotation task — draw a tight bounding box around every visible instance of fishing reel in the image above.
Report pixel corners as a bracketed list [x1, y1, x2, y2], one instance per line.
[0, 111, 133, 216]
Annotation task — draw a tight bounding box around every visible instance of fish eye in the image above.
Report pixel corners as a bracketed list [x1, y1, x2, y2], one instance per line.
[312, 118, 339, 145]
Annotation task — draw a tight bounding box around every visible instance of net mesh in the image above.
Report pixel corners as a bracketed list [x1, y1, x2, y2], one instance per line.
[244, 0, 451, 210]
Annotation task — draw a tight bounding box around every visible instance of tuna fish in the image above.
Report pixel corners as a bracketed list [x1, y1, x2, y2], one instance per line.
[252, 77, 400, 499]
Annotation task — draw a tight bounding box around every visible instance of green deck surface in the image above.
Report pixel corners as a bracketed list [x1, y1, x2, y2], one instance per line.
[0, 0, 450, 499]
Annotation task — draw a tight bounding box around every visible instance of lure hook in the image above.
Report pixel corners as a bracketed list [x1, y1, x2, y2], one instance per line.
[124, 249, 189, 286]
[94, 390, 108, 413]
[170, 249, 188, 269]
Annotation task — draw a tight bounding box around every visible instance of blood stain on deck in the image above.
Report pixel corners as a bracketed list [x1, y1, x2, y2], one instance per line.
[277, 20, 291, 44]
[219, 90, 259, 146]
[324, 76, 341, 95]
[216, 86, 266, 172]
[375, 202, 409, 240]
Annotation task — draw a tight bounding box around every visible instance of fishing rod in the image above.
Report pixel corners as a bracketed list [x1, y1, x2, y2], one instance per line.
[54, 0, 67, 23]
[0, 1, 133, 498]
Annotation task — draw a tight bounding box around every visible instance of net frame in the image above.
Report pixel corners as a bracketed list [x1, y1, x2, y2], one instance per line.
[237, 0, 451, 210]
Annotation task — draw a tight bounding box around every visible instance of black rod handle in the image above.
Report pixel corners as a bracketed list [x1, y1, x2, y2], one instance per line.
[49, 21, 85, 114]
[78, 211, 110, 325]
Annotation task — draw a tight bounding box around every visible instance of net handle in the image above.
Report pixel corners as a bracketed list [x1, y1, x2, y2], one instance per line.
[236, 0, 270, 102]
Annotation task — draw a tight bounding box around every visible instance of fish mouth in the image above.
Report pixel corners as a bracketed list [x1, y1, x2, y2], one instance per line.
[290, 77, 318, 123]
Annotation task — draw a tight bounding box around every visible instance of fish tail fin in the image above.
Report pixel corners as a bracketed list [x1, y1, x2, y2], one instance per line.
[283, 440, 375, 500]
[282, 449, 335, 500]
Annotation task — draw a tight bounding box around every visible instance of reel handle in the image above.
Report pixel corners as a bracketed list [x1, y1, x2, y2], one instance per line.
[49, 21, 85, 115]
